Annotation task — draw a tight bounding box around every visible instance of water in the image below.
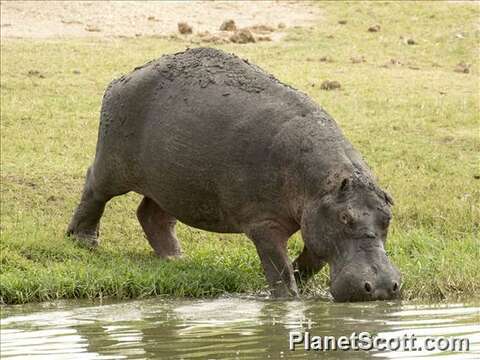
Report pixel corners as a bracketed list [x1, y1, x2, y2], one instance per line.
[1, 297, 479, 359]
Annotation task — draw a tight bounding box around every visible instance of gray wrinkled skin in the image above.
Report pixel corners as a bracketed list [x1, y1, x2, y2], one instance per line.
[68, 47, 400, 302]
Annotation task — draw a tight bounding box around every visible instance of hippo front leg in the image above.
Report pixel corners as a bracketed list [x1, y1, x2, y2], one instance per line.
[246, 221, 299, 298]
[293, 246, 326, 285]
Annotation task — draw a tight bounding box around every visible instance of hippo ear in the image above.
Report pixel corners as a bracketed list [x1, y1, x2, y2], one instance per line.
[339, 177, 351, 193]
[383, 191, 394, 206]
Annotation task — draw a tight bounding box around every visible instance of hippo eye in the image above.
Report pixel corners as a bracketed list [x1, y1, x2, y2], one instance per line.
[339, 211, 353, 225]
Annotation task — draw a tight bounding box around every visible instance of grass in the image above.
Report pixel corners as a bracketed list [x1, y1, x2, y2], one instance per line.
[1, 2, 479, 304]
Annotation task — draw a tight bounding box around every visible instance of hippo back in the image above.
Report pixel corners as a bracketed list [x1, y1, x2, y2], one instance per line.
[96, 48, 349, 232]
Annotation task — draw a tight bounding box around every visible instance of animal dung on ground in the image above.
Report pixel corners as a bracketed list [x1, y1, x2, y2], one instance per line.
[85, 24, 101, 32]
[256, 35, 272, 42]
[220, 19, 237, 31]
[350, 56, 366, 64]
[247, 24, 275, 34]
[61, 19, 82, 25]
[27, 70, 45, 78]
[198, 32, 229, 44]
[178, 22, 192, 34]
[319, 56, 333, 62]
[320, 80, 341, 90]
[454, 62, 470, 74]
[230, 29, 256, 44]
[390, 58, 403, 65]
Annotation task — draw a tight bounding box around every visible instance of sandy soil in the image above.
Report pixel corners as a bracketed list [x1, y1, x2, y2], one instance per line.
[0, 1, 322, 40]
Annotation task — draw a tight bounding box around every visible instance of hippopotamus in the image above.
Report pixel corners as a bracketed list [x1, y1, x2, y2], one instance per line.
[68, 47, 400, 302]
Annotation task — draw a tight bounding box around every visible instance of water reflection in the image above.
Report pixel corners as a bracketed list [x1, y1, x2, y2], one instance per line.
[1, 297, 479, 359]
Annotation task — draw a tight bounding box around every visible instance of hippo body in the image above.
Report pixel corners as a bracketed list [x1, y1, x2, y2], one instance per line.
[68, 48, 400, 301]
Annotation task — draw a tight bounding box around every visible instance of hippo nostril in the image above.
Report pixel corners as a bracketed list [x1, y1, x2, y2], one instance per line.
[392, 281, 399, 292]
[364, 281, 372, 293]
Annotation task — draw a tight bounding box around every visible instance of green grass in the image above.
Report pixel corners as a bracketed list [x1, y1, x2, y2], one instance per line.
[1, 2, 479, 304]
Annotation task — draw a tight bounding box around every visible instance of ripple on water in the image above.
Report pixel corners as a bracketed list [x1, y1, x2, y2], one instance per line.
[0, 298, 479, 359]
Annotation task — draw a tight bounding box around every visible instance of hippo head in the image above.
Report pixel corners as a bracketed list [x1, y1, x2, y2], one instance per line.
[301, 173, 400, 302]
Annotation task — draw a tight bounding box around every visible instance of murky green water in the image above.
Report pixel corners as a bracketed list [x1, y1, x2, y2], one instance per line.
[1, 297, 479, 359]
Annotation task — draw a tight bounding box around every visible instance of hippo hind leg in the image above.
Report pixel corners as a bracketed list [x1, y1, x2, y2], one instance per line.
[136, 197, 182, 259]
[67, 165, 125, 248]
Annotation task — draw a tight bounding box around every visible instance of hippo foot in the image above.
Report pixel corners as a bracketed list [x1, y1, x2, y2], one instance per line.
[270, 280, 298, 299]
[154, 252, 183, 261]
[271, 281, 299, 299]
[67, 230, 99, 249]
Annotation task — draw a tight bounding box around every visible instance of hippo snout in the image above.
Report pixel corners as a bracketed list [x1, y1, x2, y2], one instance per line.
[330, 261, 401, 302]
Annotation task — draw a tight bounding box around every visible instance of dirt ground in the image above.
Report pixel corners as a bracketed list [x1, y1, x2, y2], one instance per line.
[0, 1, 322, 40]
